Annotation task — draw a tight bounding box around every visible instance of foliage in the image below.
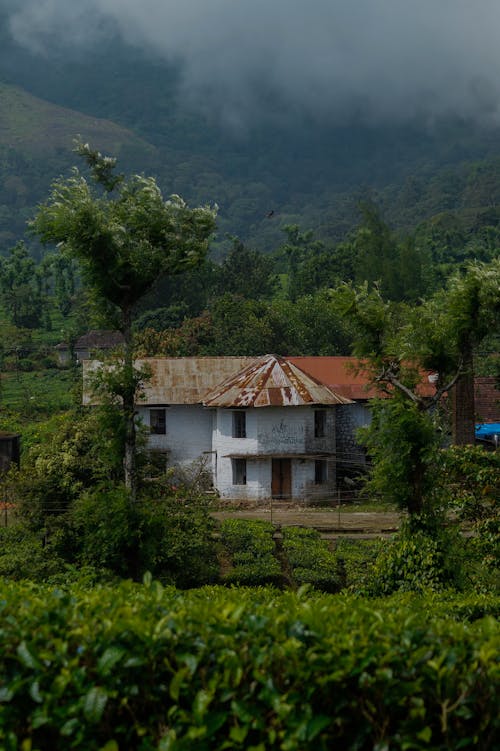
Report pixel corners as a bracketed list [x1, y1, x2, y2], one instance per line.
[437, 445, 500, 521]
[436, 446, 500, 584]
[279, 224, 345, 300]
[334, 538, 383, 592]
[31, 141, 217, 496]
[281, 526, 341, 592]
[0, 581, 498, 749]
[0, 526, 67, 582]
[220, 518, 282, 585]
[0, 368, 76, 421]
[31, 144, 217, 325]
[365, 518, 467, 596]
[0, 242, 45, 328]
[350, 202, 431, 302]
[8, 409, 126, 529]
[359, 397, 441, 514]
[216, 237, 277, 299]
[69, 489, 220, 587]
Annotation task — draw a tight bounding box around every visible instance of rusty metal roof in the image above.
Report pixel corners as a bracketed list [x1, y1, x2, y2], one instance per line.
[83, 357, 257, 405]
[203, 355, 352, 408]
[141, 356, 257, 404]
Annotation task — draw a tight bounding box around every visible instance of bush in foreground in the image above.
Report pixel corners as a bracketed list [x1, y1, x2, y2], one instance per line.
[0, 580, 498, 750]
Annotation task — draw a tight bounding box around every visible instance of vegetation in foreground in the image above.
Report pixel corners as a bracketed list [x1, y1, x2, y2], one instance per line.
[0, 580, 498, 750]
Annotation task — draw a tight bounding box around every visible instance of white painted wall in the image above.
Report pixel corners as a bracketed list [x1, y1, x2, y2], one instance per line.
[138, 404, 214, 466]
[213, 406, 336, 500]
[138, 403, 338, 500]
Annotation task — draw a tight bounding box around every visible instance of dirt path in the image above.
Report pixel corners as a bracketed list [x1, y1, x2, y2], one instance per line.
[212, 508, 401, 538]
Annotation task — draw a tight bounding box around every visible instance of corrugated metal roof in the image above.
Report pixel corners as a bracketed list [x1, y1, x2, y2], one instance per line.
[83, 357, 257, 405]
[141, 357, 259, 404]
[203, 355, 352, 407]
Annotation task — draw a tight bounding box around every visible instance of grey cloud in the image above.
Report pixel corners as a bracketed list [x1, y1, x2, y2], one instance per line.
[7, 0, 500, 126]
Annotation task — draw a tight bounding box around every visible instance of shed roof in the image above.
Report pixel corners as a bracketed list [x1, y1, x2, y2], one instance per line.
[83, 356, 256, 405]
[203, 355, 352, 407]
[76, 330, 125, 350]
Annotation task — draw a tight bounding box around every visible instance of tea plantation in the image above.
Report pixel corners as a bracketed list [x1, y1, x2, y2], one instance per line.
[0, 579, 498, 750]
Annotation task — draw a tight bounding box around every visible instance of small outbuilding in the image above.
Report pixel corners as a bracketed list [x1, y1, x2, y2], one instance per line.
[0, 431, 20, 474]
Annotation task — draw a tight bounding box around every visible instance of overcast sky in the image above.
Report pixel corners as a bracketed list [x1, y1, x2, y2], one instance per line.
[5, 1, 500, 128]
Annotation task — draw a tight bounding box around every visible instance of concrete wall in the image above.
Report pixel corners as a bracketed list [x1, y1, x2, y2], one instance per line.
[214, 406, 336, 500]
[138, 404, 214, 466]
[335, 402, 371, 482]
[139, 403, 340, 500]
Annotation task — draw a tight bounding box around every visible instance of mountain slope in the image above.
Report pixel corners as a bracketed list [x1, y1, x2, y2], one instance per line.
[0, 82, 157, 250]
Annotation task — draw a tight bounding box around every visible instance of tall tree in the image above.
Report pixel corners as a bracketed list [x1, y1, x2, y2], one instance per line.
[341, 257, 500, 517]
[216, 237, 276, 300]
[412, 260, 500, 444]
[0, 241, 45, 328]
[31, 143, 216, 497]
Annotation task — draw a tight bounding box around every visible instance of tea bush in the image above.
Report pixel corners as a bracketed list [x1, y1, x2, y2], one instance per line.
[0, 580, 498, 750]
[220, 518, 282, 585]
[281, 526, 341, 592]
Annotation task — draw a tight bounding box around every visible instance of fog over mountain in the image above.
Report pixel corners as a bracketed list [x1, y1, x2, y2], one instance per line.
[6, 0, 500, 129]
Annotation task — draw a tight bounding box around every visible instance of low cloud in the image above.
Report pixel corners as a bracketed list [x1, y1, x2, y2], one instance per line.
[7, 0, 500, 127]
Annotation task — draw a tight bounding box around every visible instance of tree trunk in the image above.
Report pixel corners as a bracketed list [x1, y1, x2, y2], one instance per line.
[452, 344, 475, 445]
[123, 394, 137, 501]
[122, 308, 137, 500]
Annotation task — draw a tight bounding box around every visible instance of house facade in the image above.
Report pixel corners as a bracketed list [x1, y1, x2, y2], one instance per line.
[83, 354, 499, 500]
[85, 355, 352, 501]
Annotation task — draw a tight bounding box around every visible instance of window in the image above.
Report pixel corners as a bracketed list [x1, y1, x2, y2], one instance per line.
[150, 408, 166, 435]
[232, 410, 246, 438]
[315, 459, 327, 484]
[232, 458, 247, 485]
[314, 410, 326, 438]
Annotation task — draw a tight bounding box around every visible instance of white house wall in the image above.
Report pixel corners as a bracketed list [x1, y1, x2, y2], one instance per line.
[138, 404, 213, 466]
[139, 403, 339, 500]
[214, 406, 336, 500]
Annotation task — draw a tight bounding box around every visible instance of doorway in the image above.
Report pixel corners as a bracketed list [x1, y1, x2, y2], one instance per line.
[271, 458, 292, 499]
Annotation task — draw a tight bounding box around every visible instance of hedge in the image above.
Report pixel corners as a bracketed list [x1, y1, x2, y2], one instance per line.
[220, 518, 282, 585]
[281, 526, 341, 592]
[0, 579, 499, 750]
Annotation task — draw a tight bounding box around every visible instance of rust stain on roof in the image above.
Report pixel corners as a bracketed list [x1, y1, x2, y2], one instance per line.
[203, 355, 352, 408]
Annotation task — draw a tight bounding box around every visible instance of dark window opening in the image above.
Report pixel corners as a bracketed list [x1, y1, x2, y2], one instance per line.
[232, 458, 247, 485]
[315, 459, 327, 484]
[150, 408, 166, 435]
[233, 410, 246, 438]
[314, 410, 326, 438]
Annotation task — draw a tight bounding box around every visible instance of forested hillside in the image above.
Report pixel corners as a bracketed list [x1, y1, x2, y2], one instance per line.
[3, 10, 500, 258]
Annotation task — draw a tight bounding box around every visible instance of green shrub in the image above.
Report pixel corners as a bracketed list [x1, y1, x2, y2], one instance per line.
[282, 526, 341, 592]
[0, 582, 498, 750]
[0, 526, 67, 582]
[366, 520, 466, 596]
[220, 519, 282, 585]
[70, 488, 220, 587]
[438, 445, 500, 521]
[334, 537, 383, 592]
